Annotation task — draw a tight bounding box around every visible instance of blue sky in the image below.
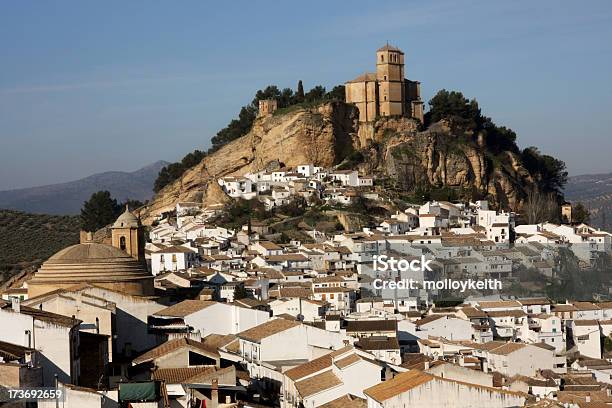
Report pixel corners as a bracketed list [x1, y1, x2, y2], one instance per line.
[1, 0, 611, 190]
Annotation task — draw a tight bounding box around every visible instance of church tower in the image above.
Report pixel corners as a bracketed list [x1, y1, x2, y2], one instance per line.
[111, 206, 144, 261]
[376, 44, 405, 117]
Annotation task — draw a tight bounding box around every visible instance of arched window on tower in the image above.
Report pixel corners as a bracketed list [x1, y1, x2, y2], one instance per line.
[119, 236, 126, 251]
[381, 55, 384, 62]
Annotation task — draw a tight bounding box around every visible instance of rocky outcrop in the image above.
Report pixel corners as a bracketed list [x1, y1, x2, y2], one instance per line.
[376, 118, 535, 210]
[139, 102, 359, 223]
[141, 102, 539, 223]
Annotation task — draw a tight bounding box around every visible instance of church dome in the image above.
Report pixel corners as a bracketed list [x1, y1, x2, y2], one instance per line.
[113, 207, 139, 228]
[47, 242, 135, 263]
[28, 242, 153, 297]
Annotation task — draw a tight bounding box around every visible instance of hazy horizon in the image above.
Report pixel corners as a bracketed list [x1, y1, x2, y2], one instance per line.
[1, 0, 611, 190]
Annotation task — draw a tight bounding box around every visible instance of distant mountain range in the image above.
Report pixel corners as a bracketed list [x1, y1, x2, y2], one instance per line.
[0, 161, 169, 215]
[564, 171, 612, 230]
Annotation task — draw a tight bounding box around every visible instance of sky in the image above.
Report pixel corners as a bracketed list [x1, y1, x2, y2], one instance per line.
[1, 1, 611, 190]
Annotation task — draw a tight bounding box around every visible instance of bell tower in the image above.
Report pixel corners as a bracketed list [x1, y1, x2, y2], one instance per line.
[111, 206, 144, 261]
[376, 44, 405, 117]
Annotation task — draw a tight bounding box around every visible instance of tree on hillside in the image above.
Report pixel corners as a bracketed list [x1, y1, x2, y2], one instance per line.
[425, 89, 481, 129]
[80, 191, 121, 232]
[425, 89, 519, 154]
[156, 82, 343, 190]
[304, 86, 326, 102]
[572, 203, 590, 224]
[521, 147, 568, 195]
[296, 80, 305, 103]
[121, 199, 145, 211]
[154, 150, 206, 192]
[523, 188, 560, 224]
[325, 85, 345, 101]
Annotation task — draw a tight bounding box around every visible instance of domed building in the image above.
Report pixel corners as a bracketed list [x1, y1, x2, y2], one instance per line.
[28, 208, 154, 297]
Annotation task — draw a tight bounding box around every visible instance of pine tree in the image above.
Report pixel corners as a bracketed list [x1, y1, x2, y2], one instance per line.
[80, 191, 121, 232]
[296, 80, 305, 103]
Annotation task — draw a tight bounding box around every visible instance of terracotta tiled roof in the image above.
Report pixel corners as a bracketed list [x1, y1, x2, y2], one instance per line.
[318, 394, 367, 408]
[415, 314, 446, 327]
[460, 306, 487, 318]
[295, 370, 342, 398]
[155, 300, 216, 317]
[364, 370, 433, 403]
[475, 341, 507, 352]
[486, 310, 527, 318]
[518, 297, 551, 306]
[552, 304, 577, 312]
[355, 336, 400, 351]
[477, 300, 522, 309]
[488, 342, 525, 356]
[365, 368, 525, 403]
[225, 339, 240, 354]
[0, 340, 33, 361]
[238, 319, 300, 343]
[334, 353, 361, 369]
[285, 346, 352, 381]
[574, 319, 600, 326]
[345, 320, 397, 333]
[201, 334, 237, 350]
[152, 366, 215, 384]
[346, 72, 377, 83]
[275, 287, 313, 298]
[133, 338, 219, 365]
[573, 301, 600, 311]
[1, 304, 81, 327]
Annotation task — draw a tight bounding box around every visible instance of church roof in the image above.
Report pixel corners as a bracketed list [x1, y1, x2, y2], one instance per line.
[113, 206, 139, 228]
[346, 72, 377, 83]
[29, 242, 152, 296]
[377, 44, 404, 53]
[46, 242, 134, 264]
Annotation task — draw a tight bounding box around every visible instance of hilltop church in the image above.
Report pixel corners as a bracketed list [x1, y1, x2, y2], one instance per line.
[345, 44, 424, 123]
[27, 207, 154, 298]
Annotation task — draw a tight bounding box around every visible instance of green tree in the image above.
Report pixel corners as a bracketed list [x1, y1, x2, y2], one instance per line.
[572, 203, 590, 224]
[521, 147, 568, 195]
[424, 89, 481, 129]
[121, 199, 145, 211]
[295, 80, 305, 103]
[304, 85, 326, 102]
[233, 284, 249, 300]
[325, 85, 345, 101]
[153, 150, 206, 192]
[80, 191, 121, 232]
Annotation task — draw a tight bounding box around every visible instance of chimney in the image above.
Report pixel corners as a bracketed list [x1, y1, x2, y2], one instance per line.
[12, 298, 20, 313]
[211, 378, 219, 408]
[424, 361, 430, 370]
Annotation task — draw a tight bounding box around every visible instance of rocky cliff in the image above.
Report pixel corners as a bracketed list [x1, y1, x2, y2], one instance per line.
[139, 102, 359, 222]
[365, 119, 535, 210]
[141, 102, 539, 223]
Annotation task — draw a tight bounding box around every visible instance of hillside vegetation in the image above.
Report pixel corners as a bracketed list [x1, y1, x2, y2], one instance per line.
[153, 82, 345, 192]
[0, 210, 80, 283]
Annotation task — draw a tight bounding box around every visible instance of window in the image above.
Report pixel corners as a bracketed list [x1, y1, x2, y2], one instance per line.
[381, 55, 384, 62]
[172, 254, 177, 263]
[330, 293, 335, 299]
[119, 236, 126, 250]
